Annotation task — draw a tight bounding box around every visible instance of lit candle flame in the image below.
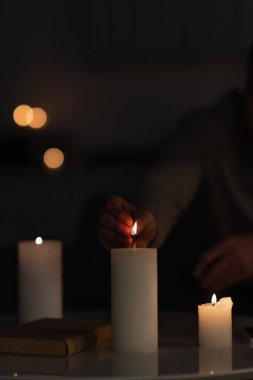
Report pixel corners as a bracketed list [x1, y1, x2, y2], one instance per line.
[211, 293, 217, 306]
[131, 221, 137, 249]
[132, 221, 137, 236]
[35, 237, 43, 245]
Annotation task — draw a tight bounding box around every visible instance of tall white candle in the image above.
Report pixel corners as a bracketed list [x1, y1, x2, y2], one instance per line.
[198, 294, 233, 348]
[18, 238, 62, 323]
[111, 247, 158, 353]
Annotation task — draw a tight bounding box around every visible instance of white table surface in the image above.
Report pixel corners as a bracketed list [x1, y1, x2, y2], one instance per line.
[1, 310, 253, 380]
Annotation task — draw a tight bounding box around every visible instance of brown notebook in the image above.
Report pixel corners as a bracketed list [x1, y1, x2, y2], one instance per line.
[0, 318, 111, 357]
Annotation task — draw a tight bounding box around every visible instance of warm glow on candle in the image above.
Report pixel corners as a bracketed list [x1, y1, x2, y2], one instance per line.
[13, 104, 33, 126]
[27, 107, 47, 129]
[43, 148, 64, 169]
[35, 237, 43, 245]
[211, 293, 217, 305]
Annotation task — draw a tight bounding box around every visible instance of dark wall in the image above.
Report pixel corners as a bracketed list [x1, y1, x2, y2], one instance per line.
[0, 1, 252, 313]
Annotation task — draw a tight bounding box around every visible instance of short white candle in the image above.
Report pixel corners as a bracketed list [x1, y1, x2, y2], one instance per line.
[198, 294, 233, 348]
[111, 245, 157, 353]
[18, 238, 62, 323]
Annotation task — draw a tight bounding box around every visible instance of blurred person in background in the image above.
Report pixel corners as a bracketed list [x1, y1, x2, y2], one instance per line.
[98, 46, 253, 314]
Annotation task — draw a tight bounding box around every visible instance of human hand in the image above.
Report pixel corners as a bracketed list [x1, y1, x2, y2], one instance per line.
[97, 195, 157, 250]
[193, 233, 253, 292]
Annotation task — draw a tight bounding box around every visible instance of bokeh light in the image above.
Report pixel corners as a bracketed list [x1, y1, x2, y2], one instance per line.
[43, 148, 64, 169]
[13, 104, 33, 126]
[27, 107, 47, 129]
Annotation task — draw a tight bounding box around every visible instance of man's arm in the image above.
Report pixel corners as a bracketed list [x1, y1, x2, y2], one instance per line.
[98, 119, 204, 250]
[138, 121, 204, 247]
[194, 232, 253, 291]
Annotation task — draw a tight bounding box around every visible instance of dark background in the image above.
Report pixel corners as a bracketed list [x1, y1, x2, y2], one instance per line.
[0, 0, 252, 313]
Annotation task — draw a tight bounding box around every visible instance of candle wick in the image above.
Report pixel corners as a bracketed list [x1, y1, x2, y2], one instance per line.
[131, 231, 137, 249]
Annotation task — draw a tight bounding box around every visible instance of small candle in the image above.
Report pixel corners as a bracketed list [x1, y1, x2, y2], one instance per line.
[111, 223, 158, 353]
[18, 238, 62, 323]
[198, 294, 233, 348]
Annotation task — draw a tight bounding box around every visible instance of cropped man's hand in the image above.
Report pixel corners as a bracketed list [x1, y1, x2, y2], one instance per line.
[193, 232, 253, 291]
[97, 195, 157, 250]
